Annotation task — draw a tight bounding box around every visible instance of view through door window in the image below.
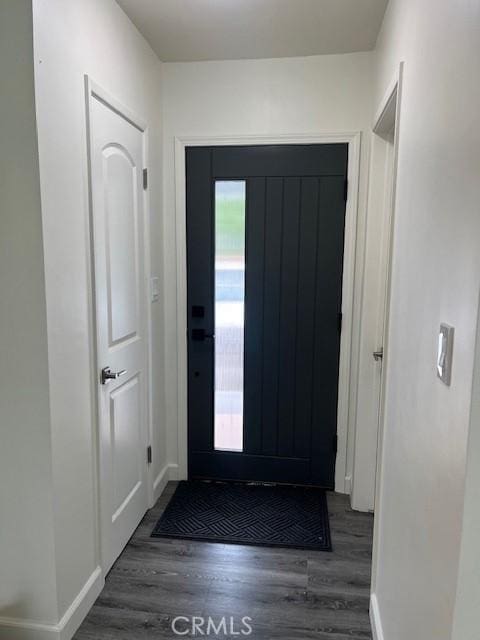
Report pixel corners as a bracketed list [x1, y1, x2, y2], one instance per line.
[214, 181, 245, 451]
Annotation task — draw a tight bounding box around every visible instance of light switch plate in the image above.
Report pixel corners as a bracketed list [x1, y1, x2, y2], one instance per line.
[437, 323, 454, 385]
[150, 276, 160, 303]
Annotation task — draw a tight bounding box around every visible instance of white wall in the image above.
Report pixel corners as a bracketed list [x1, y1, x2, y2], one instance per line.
[162, 53, 375, 493]
[19, 0, 165, 633]
[452, 298, 480, 639]
[0, 0, 58, 628]
[370, 0, 480, 638]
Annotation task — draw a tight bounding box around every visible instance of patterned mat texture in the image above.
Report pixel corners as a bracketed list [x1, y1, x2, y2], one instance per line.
[151, 481, 332, 551]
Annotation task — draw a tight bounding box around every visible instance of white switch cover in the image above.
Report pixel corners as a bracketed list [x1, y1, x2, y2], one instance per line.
[437, 323, 454, 385]
[150, 276, 160, 303]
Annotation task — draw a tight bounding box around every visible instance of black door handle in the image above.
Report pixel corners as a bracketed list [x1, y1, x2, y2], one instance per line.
[191, 329, 215, 341]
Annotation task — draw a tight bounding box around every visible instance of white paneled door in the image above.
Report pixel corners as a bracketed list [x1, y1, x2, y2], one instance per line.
[88, 87, 149, 572]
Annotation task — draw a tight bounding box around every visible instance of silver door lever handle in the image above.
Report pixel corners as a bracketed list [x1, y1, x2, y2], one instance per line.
[101, 366, 127, 384]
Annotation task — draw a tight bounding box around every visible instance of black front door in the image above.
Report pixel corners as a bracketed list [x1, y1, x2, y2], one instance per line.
[186, 144, 348, 488]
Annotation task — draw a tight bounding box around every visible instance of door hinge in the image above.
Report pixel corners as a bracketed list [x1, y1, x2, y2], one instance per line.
[143, 168, 148, 190]
[344, 178, 348, 202]
[333, 435, 338, 455]
[147, 445, 152, 464]
[338, 312, 343, 333]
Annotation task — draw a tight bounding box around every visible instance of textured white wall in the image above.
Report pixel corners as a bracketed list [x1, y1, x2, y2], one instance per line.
[162, 53, 376, 497]
[0, 0, 58, 626]
[32, 0, 165, 624]
[371, 0, 480, 638]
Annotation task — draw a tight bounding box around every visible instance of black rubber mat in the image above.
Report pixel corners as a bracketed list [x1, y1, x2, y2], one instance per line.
[151, 480, 332, 551]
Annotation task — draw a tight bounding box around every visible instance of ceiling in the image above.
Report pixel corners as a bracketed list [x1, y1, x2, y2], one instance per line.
[116, 0, 389, 63]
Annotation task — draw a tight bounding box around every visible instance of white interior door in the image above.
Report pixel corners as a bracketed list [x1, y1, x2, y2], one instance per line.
[89, 89, 149, 572]
[373, 127, 396, 509]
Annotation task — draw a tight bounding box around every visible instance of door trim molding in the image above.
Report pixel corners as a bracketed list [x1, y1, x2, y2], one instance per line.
[84, 76, 154, 574]
[174, 132, 362, 493]
[369, 61, 405, 592]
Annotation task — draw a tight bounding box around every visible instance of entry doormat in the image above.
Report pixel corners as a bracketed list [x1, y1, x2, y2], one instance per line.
[151, 481, 332, 551]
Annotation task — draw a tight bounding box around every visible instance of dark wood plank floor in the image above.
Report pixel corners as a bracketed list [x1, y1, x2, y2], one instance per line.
[75, 482, 373, 639]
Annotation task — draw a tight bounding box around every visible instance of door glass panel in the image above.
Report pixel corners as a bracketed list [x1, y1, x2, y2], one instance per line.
[214, 181, 246, 451]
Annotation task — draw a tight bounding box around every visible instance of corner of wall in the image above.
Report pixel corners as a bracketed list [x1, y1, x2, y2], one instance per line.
[0, 0, 59, 628]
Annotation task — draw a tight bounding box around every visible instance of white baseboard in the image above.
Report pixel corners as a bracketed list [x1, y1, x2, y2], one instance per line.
[370, 593, 385, 640]
[0, 620, 58, 640]
[0, 567, 103, 640]
[59, 566, 103, 639]
[344, 474, 352, 494]
[153, 462, 179, 504]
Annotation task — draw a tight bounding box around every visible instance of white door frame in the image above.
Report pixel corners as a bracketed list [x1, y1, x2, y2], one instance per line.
[370, 63, 404, 633]
[174, 131, 361, 493]
[84, 76, 154, 573]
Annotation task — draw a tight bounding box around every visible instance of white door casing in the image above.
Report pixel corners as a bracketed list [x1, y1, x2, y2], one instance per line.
[87, 85, 149, 572]
[370, 63, 403, 600]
